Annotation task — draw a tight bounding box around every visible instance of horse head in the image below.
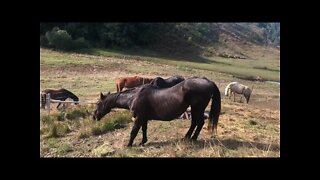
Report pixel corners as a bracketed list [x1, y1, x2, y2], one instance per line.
[93, 92, 111, 121]
[150, 77, 166, 88]
[244, 87, 252, 103]
[72, 96, 79, 105]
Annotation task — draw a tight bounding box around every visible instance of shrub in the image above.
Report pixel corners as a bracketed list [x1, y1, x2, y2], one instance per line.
[73, 37, 91, 49]
[40, 35, 49, 47]
[45, 27, 73, 50]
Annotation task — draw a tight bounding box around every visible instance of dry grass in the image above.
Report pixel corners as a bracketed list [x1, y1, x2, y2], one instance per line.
[40, 48, 280, 157]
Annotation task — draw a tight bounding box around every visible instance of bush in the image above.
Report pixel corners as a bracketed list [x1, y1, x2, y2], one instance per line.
[44, 27, 91, 51]
[45, 27, 73, 50]
[73, 37, 91, 49]
[40, 35, 49, 47]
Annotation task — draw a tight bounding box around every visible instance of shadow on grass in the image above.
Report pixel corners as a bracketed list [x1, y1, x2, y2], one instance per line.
[76, 47, 230, 65]
[143, 138, 280, 152]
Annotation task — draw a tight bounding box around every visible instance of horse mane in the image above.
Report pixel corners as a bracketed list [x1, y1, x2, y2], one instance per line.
[225, 82, 238, 96]
[224, 85, 230, 96]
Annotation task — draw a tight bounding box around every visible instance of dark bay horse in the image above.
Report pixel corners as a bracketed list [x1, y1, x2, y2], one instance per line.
[116, 76, 153, 92]
[93, 77, 221, 147]
[41, 88, 79, 109]
[150, 75, 185, 88]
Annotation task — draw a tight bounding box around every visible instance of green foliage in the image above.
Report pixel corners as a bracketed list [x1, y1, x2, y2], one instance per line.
[73, 37, 91, 49]
[45, 27, 73, 50]
[40, 35, 49, 46]
[257, 23, 280, 45]
[40, 23, 279, 53]
[42, 27, 90, 51]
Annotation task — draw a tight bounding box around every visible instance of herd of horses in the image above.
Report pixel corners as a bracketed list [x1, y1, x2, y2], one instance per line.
[41, 75, 253, 147]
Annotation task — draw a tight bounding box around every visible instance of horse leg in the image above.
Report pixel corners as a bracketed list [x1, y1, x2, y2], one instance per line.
[139, 121, 148, 146]
[119, 80, 125, 92]
[240, 96, 243, 103]
[184, 107, 200, 139]
[57, 102, 61, 109]
[191, 111, 205, 141]
[184, 118, 197, 139]
[116, 83, 119, 92]
[233, 92, 236, 102]
[128, 119, 142, 147]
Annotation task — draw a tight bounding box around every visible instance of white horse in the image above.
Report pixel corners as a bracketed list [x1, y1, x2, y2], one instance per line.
[225, 82, 253, 103]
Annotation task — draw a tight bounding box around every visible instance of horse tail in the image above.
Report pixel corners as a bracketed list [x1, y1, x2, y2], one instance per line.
[209, 83, 221, 136]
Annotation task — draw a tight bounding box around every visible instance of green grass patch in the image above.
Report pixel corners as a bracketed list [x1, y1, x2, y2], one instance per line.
[41, 47, 279, 81]
[47, 138, 59, 148]
[47, 124, 59, 138]
[91, 111, 132, 136]
[58, 145, 74, 155]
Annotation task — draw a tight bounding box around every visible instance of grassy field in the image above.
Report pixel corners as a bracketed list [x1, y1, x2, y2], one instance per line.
[40, 47, 280, 157]
[78, 46, 280, 81]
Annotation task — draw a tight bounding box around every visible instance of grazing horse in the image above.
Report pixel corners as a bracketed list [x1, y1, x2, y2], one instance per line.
[225, 82, 253, 103]
[116, 76, 153, 92]
[93, 77, 221, 147]
[150, 75, 185, 88]
[41, 88, 79, 109]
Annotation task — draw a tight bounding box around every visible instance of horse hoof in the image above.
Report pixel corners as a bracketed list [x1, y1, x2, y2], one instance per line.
[190, 138, 198, 142]
[181, 137, 190, 142]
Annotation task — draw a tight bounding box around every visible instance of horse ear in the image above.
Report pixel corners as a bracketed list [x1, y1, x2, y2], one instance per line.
[107, 91, 110, 95]
[100, 92, 104, 99]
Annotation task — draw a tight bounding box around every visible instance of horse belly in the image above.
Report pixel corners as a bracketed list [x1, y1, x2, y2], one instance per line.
[151, 99, 188, 121]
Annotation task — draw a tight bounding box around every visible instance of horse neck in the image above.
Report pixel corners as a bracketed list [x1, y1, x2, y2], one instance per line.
[68, 92, 79, 101]
[244, 88, 252, 95]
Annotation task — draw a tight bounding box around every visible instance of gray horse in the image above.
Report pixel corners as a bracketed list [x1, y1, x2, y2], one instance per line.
[225, 82, 253, 103]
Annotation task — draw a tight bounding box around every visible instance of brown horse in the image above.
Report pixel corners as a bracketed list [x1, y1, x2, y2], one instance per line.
[116, 76, 153, 92]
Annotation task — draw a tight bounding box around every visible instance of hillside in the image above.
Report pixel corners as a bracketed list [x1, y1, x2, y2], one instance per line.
[149, 23, 280, 58]
[40, 23, 280, 61]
